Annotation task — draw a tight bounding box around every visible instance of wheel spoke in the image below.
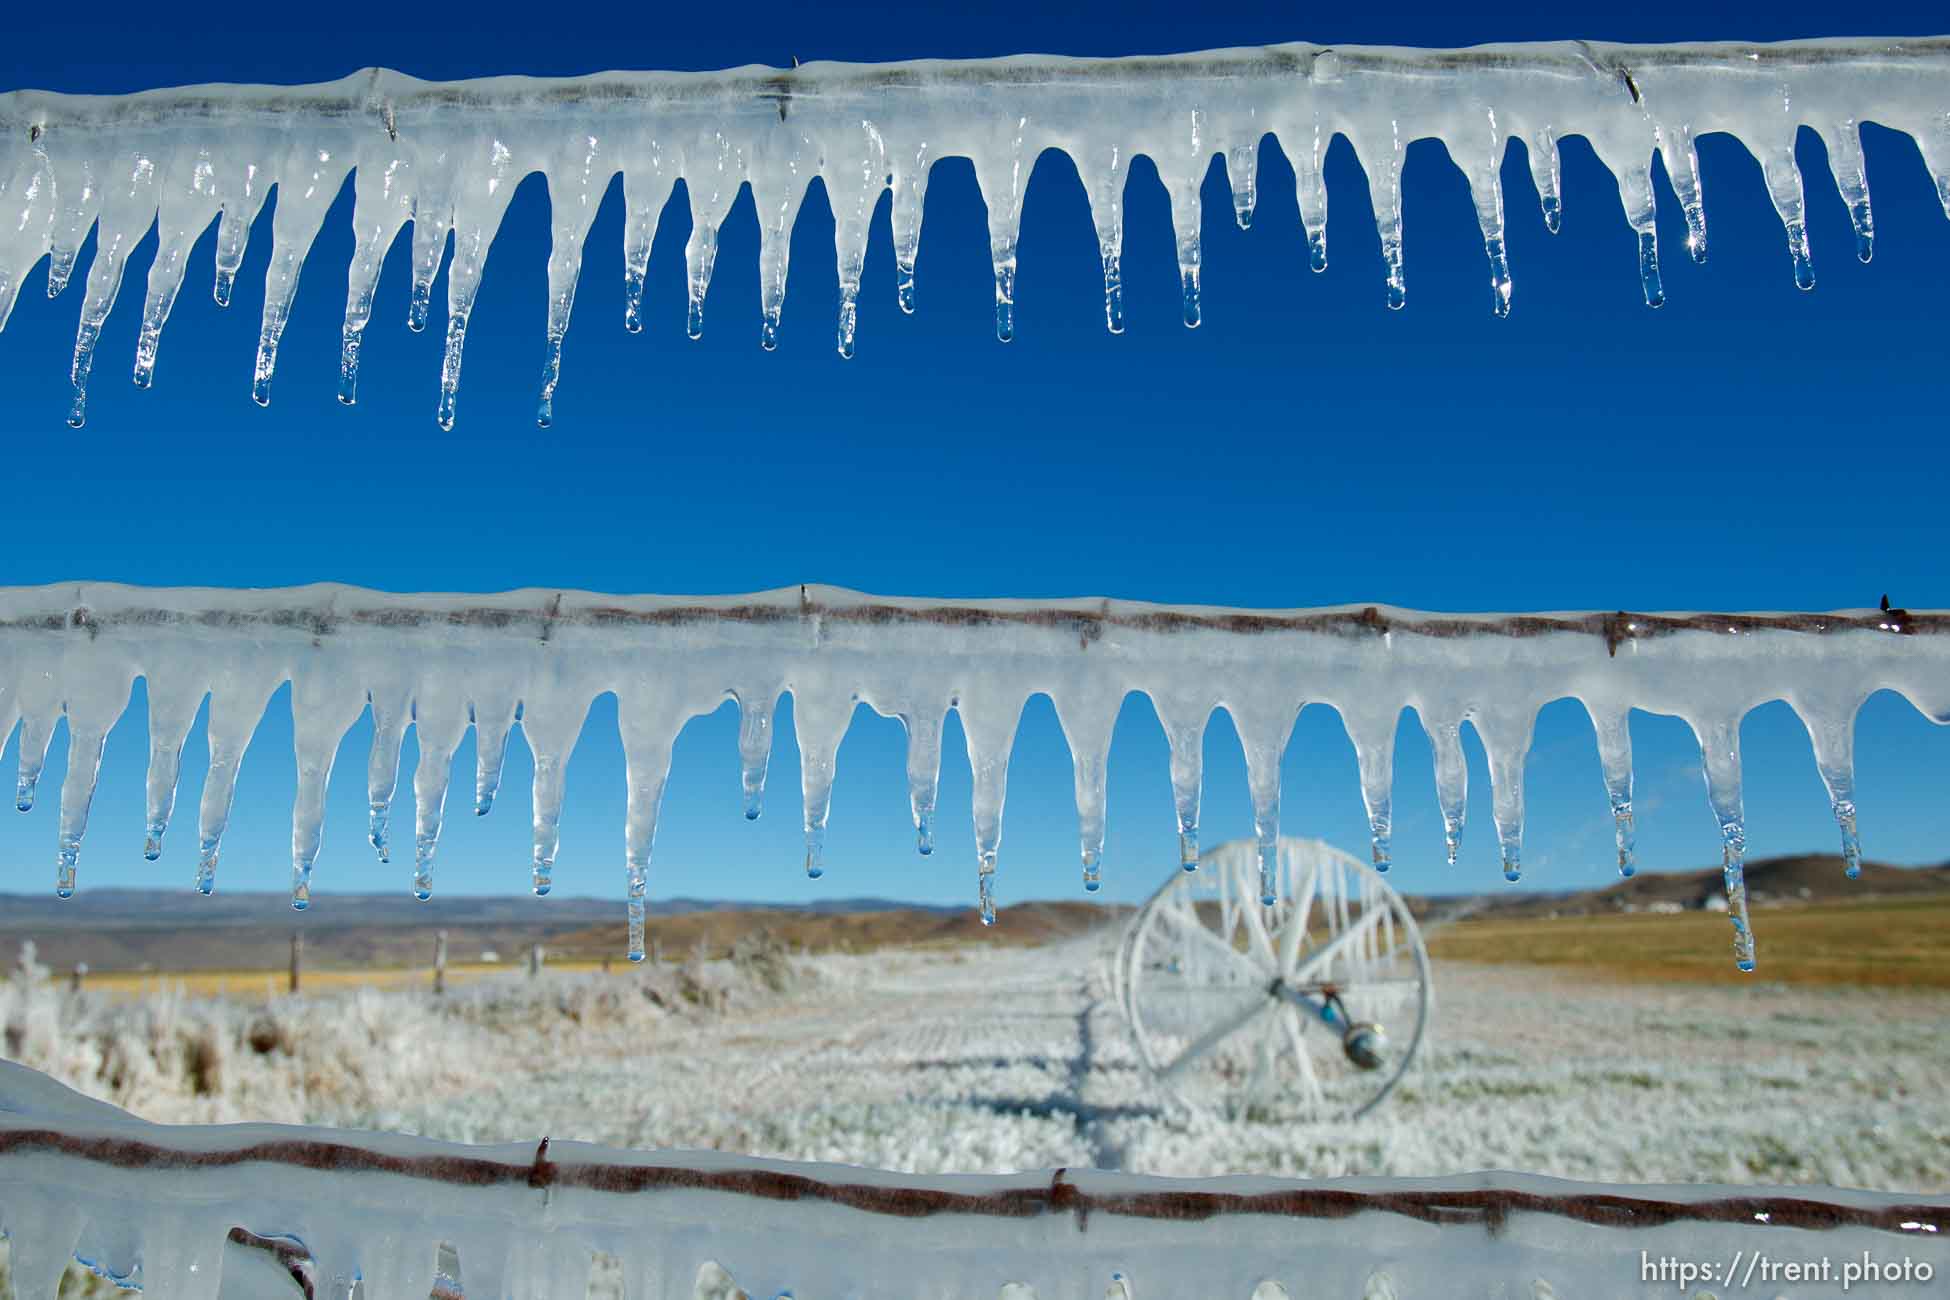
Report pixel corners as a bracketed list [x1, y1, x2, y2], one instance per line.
[1291, 903, 1389, 985]
[1276, 855, 1320, 976]
[1280, 1005, 1327, 1112]
[1159, 997, 1273, 1082]
[1150, 900, 1270, 976]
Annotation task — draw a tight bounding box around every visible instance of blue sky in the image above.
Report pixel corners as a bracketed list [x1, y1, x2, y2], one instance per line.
[0, 3, 1947, 913]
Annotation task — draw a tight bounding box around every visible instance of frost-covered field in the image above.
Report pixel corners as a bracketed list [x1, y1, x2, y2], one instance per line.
[2, 933, 1945, 1193]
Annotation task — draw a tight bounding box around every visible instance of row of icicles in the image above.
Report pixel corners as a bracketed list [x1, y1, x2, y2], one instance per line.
[33, 122, 1897, 432]
[7, 689, 1867, 973]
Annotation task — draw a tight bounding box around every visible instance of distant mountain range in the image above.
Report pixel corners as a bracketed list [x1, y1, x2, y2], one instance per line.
[0, 856, 1939, 974]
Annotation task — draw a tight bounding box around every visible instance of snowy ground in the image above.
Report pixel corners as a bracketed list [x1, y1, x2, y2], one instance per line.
[3, 932, 1945, 1193]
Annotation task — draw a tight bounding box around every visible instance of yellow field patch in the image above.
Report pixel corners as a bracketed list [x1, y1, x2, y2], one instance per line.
[1427, 894, 1950, 987]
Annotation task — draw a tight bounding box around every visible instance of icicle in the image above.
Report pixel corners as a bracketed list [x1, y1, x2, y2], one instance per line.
[1294, 121, 1329, 271]
[1341, 705, 1398, 873]
[735, 686, 776, 820]
[618, 693, 682, 963]
[0, 140, 54, 334]
[132, 155, 221, 389]
[753, 144, 809, 352]
[45, 152, 103, 303]
[365, 685, 411, 862]
[903, 702, 946, 855]
[959, 689, 1025, 925]
[142, 679, 204, 859]
[974, 118, 1032, 344]
[521, 690, 593, 897]
[406, 166, 456, 335]
[828, 120, 888, 359]
[66, 152, 158, 427]
[1155, 691, 1215, 871]
[1825, 120, 1875, 263]
[1235, 701, 1300, 906]
[1165, 111, 1206, 328]
[1085, 147, 1128, 334]
[1463, 115, 1513, 317]
[1053, 685, 1122, 892]
[889, 141, 932, 314]
[537, 134, 608, 426]
[473, 697, 518, 817]
[13, 707, 55, 815]
[1375, 126, 1407, 310]
[1226, 136, 1259, 229]
[434, 138, 518, 430]
[195, 679, 278, 895]
[619, 148, 673, 334]
[409, 692, 470, 900]
[211, 166, 269, 307]
[1421, 711, 1469, 868]
[1586, 703, 1638, 876]
[683, 135, 743, 340]
[339, 153, 413, 405]
[1693, 716, 1757, 971]
[252, 148, 351, 408]
[289, 676, 364, 910]
[1607, 159, 1666, 307]
[54, 717, 114, 898]
[1793, 695, 1866, 879]
[1660, 124, 1709, 263]
[1760, 141, 1815, 290]
[1528, 127, 1562, 234]
[794, 688, 856, 880]
[1472, 707, 1535, 883]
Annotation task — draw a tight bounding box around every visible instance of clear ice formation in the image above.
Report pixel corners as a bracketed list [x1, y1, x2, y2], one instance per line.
[0, 1060, 1941, 1300]
[2, 37, 1947, 425]
[2, 584, 1942, 971]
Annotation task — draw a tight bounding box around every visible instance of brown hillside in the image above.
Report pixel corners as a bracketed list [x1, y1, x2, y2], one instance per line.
[550, 899, 1130, 961]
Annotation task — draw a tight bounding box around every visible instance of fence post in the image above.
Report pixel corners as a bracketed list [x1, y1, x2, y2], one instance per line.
[433, 929, 448, 995]
[528, 944, 544, 978]
[289, 932, 303, 995]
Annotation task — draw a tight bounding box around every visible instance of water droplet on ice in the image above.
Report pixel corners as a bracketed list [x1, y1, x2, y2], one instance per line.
[144, 821, 166, 861]
[1612, 796, 1638, 877]
[15, 775, 36, 812]
[1540, 194, 1562, 235]
[805, 826, 825, 879]
[196, 837, 219, 895]
[1636, 229, 1665, 308]
[1101, 253, 1124, 334]
[56, 843, 78, 898]
[623, 268, 646, 335]
[915, 808, 935, 856]
[836, 291, 858, 359]
[369, 802, 392, 862]
[1179, 825, 1199, 872]
[1180, 268, 1201, 329]
[1307, 226, 1328, 273]
[1788, 221, 1816, 290]
[1503, 860, 1521, 883]
[213, 268, 235, 308]
[408, 283, 431, 333]
[1833, 798, 1862, 878]
[1485, 235, 1512, 318]
[897, 262, 917, 315]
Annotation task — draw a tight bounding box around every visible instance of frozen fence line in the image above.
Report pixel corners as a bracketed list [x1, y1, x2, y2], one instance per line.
[1, 37, 1947, 425]
[0, 1062, 1943, 1300]
[3, 582, 1945, 971]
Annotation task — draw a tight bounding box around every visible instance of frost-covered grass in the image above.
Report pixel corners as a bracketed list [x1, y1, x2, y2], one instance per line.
[3, 934, 1945, 1193]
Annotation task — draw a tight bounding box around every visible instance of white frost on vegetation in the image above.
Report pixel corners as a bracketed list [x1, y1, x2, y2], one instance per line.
[0, 938, 1945, 1299]
[0, 38, 1946, 425]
